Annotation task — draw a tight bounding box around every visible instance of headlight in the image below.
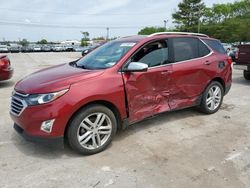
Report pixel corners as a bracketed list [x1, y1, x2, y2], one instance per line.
[26, 89, 69, 105]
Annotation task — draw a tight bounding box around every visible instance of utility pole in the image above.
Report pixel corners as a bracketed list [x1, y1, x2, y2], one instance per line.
[198, 8, 202, 33]
[106, 27, 109, 40]
[163, 20, 168, 31]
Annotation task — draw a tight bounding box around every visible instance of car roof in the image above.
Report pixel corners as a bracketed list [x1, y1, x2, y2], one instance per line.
[117, 32, 214, 43]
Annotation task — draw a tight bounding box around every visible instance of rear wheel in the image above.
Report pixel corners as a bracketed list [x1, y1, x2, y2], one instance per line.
[243, 70, 250, 80]
[67, 104, 117, 155]
[199, 81, 224, 114]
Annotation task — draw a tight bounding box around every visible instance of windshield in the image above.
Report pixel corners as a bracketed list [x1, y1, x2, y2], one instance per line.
[76, 41, 136, 70]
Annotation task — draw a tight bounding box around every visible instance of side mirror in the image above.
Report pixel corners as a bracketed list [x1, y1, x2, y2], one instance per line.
[124, 62, 148, 72]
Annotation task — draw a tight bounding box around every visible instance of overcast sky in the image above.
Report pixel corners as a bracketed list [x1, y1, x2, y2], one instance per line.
[0, 0, 236, 41]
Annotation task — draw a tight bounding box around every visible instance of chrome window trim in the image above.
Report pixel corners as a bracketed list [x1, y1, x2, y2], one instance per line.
[148, 38, 214, 70]
[120, 37, 215, 72]
[148, 51, 213, 70]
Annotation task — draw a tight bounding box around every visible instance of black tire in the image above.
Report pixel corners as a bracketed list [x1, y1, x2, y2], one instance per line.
[67, 104, 117, 155]
[244, 70, 250, 80]
[199, 81, 224, 114]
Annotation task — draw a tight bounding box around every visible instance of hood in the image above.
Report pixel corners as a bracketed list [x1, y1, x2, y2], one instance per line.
[15, 63, 104, 94]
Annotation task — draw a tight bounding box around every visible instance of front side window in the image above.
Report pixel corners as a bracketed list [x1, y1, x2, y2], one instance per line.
[76, 41, 136, 70]
[131, 40, 169, 67]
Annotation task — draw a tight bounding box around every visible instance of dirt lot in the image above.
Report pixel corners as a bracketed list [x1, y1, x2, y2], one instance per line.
[0, 52, 250, 188]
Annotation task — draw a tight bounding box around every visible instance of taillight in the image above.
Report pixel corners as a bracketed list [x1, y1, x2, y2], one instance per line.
[227, 57, 233, 65]
[0, 56, 10, 69]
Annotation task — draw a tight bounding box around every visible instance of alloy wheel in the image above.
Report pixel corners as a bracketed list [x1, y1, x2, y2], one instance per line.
[77, 113, 112, 150]
[206, 85, 222, 111]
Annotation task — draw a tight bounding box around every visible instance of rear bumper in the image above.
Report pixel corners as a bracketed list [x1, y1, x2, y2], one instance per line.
[234, 64, 250, 71]
[14, 123, 64, 148]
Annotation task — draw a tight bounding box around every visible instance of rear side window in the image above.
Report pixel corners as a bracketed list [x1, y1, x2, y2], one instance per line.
[172, 38, 199, 62]
[202, 39, 226, 54]
[198, 40, 211, 57]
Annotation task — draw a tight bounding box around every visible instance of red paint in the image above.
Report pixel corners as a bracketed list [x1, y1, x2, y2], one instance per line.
[10, 34, 232, 140]
[0, 55, 13, 81]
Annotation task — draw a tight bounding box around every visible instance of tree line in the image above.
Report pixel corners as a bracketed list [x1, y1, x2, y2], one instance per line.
[139, 0, 250, 42]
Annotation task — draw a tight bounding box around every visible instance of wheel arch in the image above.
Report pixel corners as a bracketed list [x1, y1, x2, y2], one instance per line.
[210, 77, 225, 93]
[64, 100, 122, 137]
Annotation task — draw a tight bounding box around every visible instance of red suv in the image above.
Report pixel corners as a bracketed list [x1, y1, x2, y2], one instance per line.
[10, 32, 232, 155]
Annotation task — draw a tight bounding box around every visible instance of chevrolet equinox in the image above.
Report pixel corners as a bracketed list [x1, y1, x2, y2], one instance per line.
[10, 32, 232, 155]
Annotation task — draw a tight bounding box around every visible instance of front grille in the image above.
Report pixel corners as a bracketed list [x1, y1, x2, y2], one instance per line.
[10, 91, 28, 116]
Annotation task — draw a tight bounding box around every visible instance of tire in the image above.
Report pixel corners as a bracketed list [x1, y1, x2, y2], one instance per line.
[243, 70, 250, 80]
[199, 81, 224, 114]
[67, 104, 117, 155]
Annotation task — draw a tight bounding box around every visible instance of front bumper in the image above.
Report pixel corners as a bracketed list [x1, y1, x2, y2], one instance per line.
[14, 123, 64, 148]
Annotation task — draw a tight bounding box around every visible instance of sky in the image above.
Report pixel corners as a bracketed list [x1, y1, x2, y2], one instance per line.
[0, 0, 236, 42]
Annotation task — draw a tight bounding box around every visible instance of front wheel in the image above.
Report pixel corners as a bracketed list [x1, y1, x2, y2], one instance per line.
[67, 104, 117, 155]
[244, 70, 250, 80]
[199, 81, 224, 114]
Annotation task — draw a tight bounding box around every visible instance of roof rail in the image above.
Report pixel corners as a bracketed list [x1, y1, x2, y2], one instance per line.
[148, 32, 209, 38]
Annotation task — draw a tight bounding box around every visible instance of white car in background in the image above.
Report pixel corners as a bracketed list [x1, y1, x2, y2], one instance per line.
[33, 45, 41, 52]
[0, 45, 9, 53]
[52, 44, 64, 52]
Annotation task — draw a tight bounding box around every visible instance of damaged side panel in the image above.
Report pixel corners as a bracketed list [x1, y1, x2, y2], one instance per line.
[168, 57, 213, 109]
[122, 65, 172, 123]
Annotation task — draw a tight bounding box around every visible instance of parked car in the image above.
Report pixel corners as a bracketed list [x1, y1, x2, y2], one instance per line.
[52, 45, 64, 52]
[33, 45, 41, 52]
[64, 45, 74, 52]
[0, 55, 13, 81]
[228, 47, 238, 62]
[81, 43, 104, 56]
[21, 45, 34, 53]
[10, 32, 232, 155]
[234, 44, 250, 80]
[0, 45, 9, 53]
[41, 45, 52, 52]
[73, 46, 87, 52]
[9, 44, 20, 53]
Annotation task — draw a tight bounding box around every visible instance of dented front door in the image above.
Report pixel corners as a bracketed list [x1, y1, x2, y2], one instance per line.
[122, 64, 172, 123]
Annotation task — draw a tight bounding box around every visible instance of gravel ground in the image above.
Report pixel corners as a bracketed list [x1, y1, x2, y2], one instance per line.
[0, 52, 250, 188]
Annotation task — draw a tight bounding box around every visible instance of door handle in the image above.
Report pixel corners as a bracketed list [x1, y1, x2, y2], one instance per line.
[204, 61, 211, 65]
[161, 70, 172, 75]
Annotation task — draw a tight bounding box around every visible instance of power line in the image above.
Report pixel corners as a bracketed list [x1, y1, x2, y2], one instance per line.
[0, 20, 145, 29]
[0, 7, 163, 16]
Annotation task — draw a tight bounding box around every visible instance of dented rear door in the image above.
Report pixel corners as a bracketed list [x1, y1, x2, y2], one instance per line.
[123, 64, 172, 123]
[168, 37, 211, 110]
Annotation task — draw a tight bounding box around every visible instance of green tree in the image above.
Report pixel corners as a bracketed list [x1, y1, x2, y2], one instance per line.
[37, 39, 48, 44]
[172, 0, 205, 32]
[202, 0, 250, 42]
[138, 27, 167, 35]
[81, 31, 90, 46]
[19, 39, 29, 47]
